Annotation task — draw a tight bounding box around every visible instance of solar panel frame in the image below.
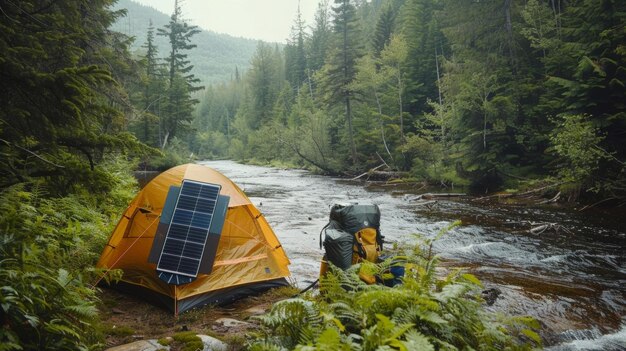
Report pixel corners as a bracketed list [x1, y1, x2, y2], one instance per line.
[156, 180, 221, 278]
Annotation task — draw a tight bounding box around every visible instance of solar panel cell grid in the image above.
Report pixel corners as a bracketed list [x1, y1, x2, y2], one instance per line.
[156, 180, 221, 280]
[187, 227, 209, 243]
[176, 195, 199, 210]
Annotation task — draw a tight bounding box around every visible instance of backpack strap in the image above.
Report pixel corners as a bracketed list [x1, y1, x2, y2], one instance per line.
[376, 229, 384, 251]
[319, 221, 331, 250]
[354, 234, 366, 259]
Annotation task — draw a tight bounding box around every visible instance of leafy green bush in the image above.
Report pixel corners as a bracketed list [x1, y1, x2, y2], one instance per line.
[250, 223, 540, 350]
[0, 159, 137, 350]
[550, 114, 608, 197]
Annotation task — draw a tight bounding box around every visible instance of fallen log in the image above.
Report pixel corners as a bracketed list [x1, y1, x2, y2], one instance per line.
[472, 182, 566, 202]
[415, 193, 467, 200]
[368, 170, 408, 180]
[350, 164, 386, 181]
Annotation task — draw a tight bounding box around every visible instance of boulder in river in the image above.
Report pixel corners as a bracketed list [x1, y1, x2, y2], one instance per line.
[481, 287, 502, 306]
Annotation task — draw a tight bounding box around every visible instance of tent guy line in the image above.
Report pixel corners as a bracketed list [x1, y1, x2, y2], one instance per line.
[90, 215, 161, 289]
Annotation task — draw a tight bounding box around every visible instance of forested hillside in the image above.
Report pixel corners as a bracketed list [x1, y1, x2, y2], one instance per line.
[191, 0, 626, 203]
[112, 0, 259, 83]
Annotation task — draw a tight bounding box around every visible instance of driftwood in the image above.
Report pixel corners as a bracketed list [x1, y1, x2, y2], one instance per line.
[472, 182, 566, 202]
[578, 197, 618, 211]
[415, 193, 466, 200]
[369, 170, 408, 179]
[403, 193, 466, 203]
[350, 164, 386, 181]
[525, 221, 573, 235]
[538, 191, 561, 204]
[350, 165, 408, 181]
[413, 200, 436, 208]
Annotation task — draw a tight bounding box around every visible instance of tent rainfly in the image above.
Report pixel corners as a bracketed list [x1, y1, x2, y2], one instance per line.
[96, 164, 291, 314]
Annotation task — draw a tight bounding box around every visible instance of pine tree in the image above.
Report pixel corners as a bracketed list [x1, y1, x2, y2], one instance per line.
[399, 0, 446, 117]
[320, 0, 364, 165]
[542, 0, 626, 199]
[157, 0, 202, 148]
[246, 42, 284, 129]
[308, 0, 332, 73]
[372, 4, 396, 57]
[0, 0, 144, 192]
[285, 5, 308, 94]
[136, 20, 165, 146]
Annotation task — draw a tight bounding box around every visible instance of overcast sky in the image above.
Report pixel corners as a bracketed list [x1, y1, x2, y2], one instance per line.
[133, 0, 322, 43]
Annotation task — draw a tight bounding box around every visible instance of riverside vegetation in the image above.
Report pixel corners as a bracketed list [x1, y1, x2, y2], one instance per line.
[0, 0, 623, 350]
[250, 223, 541, 350]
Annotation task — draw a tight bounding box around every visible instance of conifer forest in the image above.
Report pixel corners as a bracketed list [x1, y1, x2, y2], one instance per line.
[0, 0, 624, 350]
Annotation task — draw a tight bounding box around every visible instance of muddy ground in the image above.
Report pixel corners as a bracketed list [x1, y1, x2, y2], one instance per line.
[98, 286, 299, 349]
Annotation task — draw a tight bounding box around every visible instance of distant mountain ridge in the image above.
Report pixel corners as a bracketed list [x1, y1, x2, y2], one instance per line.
[112, 0, 260, 84]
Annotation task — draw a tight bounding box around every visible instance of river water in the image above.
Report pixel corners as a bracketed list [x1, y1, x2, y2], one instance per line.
[200, 160, 625, 350]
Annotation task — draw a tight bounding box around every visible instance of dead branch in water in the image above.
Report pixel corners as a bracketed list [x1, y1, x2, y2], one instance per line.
[473, 182, 566, 202]
[577, 197, 617, 211]
[528, 221, 573, 235]
[415, 193, 466, 200]
[350, 164, 386, 181]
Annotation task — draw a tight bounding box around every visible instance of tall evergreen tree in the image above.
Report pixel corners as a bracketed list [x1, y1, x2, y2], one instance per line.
[285, 5, 308, 94]
[135, 20, 165, 146]
[372, 4, 396, 57]
[308, 0, 332, 73]
[0, 0, 143, 191]
[542, 0, 626, 198]
[320, 0, 364, 165]
[157, 0, 202, 148]
[246, 42, 284, 129]
[399, 0, 446, 117]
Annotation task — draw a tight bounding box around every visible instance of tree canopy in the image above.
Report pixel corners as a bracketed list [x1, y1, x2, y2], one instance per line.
[192, 0, 625, 202]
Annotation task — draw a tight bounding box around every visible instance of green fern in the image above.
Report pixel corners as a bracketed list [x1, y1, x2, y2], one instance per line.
[0, 159, 139, 350]
[249, 222, 540, 351]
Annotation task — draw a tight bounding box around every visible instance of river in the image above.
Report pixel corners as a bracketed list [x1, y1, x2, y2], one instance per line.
[201, 160, 625, 350]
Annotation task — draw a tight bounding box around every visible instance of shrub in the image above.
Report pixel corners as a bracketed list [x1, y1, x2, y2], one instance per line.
[250, 222, 541, 350]
[0, 159, 137, 350]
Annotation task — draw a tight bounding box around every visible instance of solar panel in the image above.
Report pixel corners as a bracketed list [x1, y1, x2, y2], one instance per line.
[156, 180, 221, 284]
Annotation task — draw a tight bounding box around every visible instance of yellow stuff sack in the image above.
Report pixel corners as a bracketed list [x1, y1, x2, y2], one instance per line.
[352, 227, 380, 264]
[352, 227, 380, 285]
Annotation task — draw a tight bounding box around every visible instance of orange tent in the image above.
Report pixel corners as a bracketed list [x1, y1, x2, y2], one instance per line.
[97, 164, 291, 313]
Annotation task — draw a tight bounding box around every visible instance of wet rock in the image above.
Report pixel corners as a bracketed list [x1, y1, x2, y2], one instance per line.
[244, 305, 268, 315]
[197, 335, 228, 351]
[482, 287, 502, 306]
[111, 308, 126, 315]
[214, 318, 252, 328]
[212, 317, 254, 334]
[105, 339, 166, 351]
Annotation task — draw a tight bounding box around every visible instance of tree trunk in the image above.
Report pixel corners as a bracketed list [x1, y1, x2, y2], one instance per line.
[374, 91, 395, 166]
[161, 130, 170, 150]
[396, 63, 404, 140]
[503, 0, 515, 64]
[346, 95, 357, 164]
[435, 47, 444, 141]
[342, 0, 357, 165]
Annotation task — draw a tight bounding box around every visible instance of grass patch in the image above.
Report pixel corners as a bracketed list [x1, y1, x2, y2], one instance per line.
[157, 337, 172, 346]
[172, 331, 204, 351]
[222, 334, 246, 351]
[260, 286, 300, 300]
[101, 324, 135, 337]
